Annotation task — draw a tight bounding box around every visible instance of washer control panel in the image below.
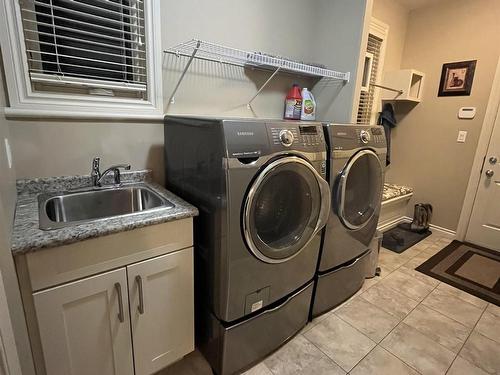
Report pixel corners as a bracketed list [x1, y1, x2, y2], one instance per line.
[270, 124, 324, 149]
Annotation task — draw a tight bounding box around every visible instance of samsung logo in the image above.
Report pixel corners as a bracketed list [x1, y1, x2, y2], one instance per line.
[237, 131, 254, 136]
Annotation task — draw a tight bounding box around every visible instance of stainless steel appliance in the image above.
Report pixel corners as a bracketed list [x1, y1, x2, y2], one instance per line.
[311, 124, 386, 317]
[164, 117, 330, 375]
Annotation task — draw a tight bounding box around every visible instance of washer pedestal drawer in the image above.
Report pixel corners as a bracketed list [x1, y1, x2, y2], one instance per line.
[198, 282, 313, 375]
[311, 250, 370, 318]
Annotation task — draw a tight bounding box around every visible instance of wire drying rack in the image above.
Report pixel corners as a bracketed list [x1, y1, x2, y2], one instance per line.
[163, 39, 350, 107]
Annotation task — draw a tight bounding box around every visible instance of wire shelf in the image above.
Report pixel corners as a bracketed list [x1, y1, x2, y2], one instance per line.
[163, 39, 350, 107]
[164, 39, 350, 81]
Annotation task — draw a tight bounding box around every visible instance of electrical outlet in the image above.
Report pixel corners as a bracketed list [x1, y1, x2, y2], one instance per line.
[457, 131, 467, 143]
[4, 138, 12, 169]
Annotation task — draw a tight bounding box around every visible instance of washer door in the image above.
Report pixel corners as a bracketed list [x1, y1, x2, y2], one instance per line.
[243, 156, 330, 264]
[337, 149, 383, 230]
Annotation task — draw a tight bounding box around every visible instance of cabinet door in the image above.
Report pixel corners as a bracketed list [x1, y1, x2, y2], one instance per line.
[127, 248, 194, 375]
[33, 268, 134, 375]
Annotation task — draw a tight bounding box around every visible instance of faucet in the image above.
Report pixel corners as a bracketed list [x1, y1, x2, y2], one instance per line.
[91, 157, 131, 187]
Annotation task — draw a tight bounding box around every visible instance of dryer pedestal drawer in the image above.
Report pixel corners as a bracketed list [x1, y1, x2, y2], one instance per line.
[199, 282, 313, 375]
[312, 250, 370, 318]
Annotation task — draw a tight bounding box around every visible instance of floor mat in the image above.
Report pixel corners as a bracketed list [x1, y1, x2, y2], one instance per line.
[382, 223, 432, 253]
[416, 240, 500, 306]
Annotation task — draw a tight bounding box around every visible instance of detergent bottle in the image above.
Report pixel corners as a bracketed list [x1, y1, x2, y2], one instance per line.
[284, 84, 302, 120]
[300, 88, 316, 121]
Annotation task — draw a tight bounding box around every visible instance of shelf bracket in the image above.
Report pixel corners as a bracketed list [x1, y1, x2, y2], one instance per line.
[167, 40, 201, 106]
[371, 83, 403, 95]
[247, 66, 282, 108]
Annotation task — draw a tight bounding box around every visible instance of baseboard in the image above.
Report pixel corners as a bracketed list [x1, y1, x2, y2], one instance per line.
[402, 216, 456, 237]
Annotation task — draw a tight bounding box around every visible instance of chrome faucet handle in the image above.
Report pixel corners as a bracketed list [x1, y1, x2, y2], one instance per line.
[95, 164, 131, 187]
[91, 157, 101, 186]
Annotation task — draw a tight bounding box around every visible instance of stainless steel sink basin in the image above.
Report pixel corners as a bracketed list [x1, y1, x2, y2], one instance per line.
[38, 184, 174, 230]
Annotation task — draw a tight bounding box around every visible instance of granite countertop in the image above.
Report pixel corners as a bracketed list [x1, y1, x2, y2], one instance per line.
[11, 170, 198, 255]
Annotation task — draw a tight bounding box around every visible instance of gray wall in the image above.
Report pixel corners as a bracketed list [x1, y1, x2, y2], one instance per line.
[386, 0, 500, 230]
[0, 53, 35, 375]
[8, 0, 369, 182]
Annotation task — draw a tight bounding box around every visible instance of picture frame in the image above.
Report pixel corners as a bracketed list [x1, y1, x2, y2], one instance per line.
[438, 60, 477, 96]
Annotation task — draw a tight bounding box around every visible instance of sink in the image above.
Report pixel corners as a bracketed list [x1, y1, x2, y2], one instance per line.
[38, 184, 174, 230]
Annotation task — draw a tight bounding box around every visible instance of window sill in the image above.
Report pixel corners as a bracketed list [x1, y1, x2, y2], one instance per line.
[4, 107, 165, 121]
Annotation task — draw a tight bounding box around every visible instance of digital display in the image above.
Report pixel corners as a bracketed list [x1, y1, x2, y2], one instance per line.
[371, 127, 383, 135]
[299, 126, 318, 135]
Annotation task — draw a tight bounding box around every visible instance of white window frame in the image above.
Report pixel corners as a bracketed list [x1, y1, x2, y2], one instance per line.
[0, 0, 163, 120]
[367, 17, 389, 125]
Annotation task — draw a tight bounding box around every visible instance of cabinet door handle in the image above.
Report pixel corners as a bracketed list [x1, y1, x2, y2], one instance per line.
[114, 282, 125, 323]
[135, 275, 145, 315]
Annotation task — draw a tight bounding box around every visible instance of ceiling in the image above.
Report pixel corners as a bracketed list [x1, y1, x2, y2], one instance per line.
[395, 0, 444, 10]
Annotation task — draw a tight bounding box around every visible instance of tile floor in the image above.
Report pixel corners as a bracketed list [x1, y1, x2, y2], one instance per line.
[159, 232, 500, 375]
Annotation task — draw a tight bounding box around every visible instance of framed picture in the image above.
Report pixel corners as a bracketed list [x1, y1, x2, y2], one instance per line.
[438, 60, 477, 96]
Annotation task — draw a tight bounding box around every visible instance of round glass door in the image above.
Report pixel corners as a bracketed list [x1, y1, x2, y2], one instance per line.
[243, 156, 323, 263]
[337, 150, 383, 230]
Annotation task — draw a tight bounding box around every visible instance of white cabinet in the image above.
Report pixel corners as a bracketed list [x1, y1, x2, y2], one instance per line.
[128, 249, 194, 375]
[33, 268, 134, 375]
[32, 248, 194, 375]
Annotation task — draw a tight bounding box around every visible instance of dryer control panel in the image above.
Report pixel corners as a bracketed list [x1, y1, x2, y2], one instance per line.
[329, 124, 386, 151]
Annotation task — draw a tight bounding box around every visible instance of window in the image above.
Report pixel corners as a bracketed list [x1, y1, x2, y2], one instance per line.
[356, 19, 388, 125]
[0, 0, 162, 118]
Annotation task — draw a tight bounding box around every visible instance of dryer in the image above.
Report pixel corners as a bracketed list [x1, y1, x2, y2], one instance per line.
[164, 117, 330, 375]
[312, 124, 386, 317]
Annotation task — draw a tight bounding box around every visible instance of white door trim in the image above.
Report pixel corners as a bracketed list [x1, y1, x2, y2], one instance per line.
[456, 56, 500, 241]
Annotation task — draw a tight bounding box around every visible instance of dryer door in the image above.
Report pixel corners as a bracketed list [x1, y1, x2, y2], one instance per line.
[243, 156, 330, 264]
[336, 149, 383, 230]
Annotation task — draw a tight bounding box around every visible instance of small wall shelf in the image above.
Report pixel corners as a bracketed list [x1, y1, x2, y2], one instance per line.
[163, 39, 350, 107]
[380, 69, 425, 102]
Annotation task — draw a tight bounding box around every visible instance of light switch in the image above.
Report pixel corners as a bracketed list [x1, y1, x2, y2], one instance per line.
[457, 131, 467, 143]
[4, 138, 12, 169]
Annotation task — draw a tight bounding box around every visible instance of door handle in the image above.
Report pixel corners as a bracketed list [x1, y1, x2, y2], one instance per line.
[114, 283, 125, 323]
[489, 156, 498, 164]
[485, 169, 494, 178]
[135, 275, 145, 315]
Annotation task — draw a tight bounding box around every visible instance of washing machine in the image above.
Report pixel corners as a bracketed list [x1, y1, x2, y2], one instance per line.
[164, 117, 330, 375]
[311, 124, 386, 317]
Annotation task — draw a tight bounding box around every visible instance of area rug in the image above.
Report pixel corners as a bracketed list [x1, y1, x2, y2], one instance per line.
[416, 240, 500, 306]
[382, 223, 432, 253]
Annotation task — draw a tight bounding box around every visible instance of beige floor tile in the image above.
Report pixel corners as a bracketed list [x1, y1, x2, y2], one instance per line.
[243, 362, 273, 375]
[300, 310, 334, 334]
[447, 356, 490, 375]
[360, 275, 382, 291]
[403, 305, 471, 353]
[421, 243, 445, 257]
[157, 350, 212, 375]
[350, 346, 419, 375]
[335, 297, 400, 342]
[378, 249, 409, 272]
[360, 283, 419, 320]
[398, 264, 440, 287]
[381, 323, 456, 375]
[422, 288, 483, 328]
[402, 253, 433, 270]
[486, 303, 500, 317]
[264, 335, 345, 375]
[398, 244, 426, 259]
[475, 311, 500, 344]
[303, 314, 375, 372]
[460, 331, 500, 375]
[380, 270, 435, 302]
[436, 283, 488, 309]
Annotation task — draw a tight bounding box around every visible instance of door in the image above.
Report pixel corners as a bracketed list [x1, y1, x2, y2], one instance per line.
[33, 268, 134, 375]
[336, 149, 384, 229]
[466, 103, 500, 250]
[127, 248, 194, 375]
[243, 156, 330, 263]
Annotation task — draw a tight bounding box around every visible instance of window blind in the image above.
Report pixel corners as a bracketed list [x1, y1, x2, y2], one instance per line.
[357, 33, 382, 125]
[19, 0, 147, 98]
